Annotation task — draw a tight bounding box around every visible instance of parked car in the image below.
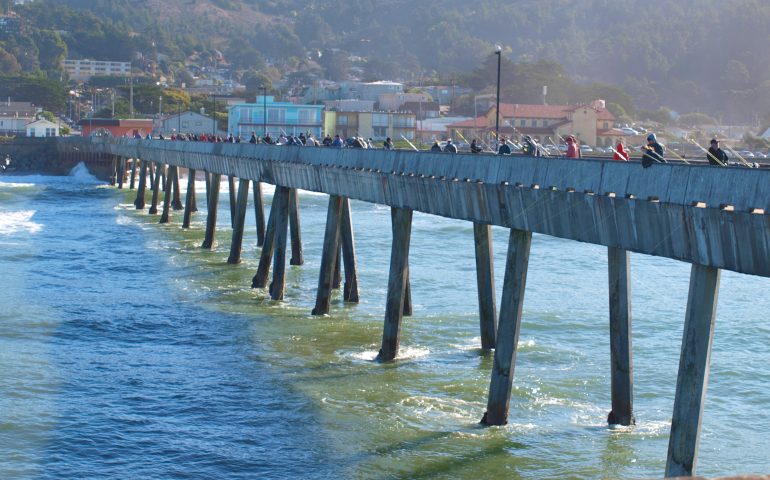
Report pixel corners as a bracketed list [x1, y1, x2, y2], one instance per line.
[619, 127, 639, 136]
[739, 150, 755, 158]
[580, 144, 594, 153]
[753, 151, 767, 159]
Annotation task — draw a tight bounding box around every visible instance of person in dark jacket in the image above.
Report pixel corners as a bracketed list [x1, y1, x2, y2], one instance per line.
[249, 132, 258, 144]
[470, 139, 483, 153]
[522, 135, 540, 156]
[706, 138, 728, 166]
[444, 139, 458, 153]
[430, 140, 442, 152]
[383, 137, 394, 150]
[641, 133, 666, 168]
[497, 137, 511, 155]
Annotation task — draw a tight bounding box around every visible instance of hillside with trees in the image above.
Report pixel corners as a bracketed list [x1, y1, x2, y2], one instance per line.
[1, 0, 769, 124]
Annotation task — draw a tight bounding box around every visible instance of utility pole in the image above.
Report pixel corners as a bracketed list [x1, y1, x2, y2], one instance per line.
[494, 45, 502, 151]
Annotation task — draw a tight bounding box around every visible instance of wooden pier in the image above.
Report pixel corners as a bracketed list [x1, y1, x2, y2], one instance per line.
[64, 137, 770, 478]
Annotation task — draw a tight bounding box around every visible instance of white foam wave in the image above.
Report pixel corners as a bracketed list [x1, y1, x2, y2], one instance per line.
[0, 210, 42, 235]
[67, 162, 101, 184]
[0, 182, 35, 189]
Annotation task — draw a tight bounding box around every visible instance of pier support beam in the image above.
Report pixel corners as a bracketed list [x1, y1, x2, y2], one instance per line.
[204, 171, 211, 205]
[171, 168, 183, 210]
[148, 163, 164, 215]
[607, 247, 635, 426]
[159, 165, 176, 224]
[312, 195, 344, 315]
[665, 264, 721, 478]
[201, 173, 221, 249]
[376, 207, 413, 362]
[129, 158, 137, 189]
[148, 161, 155, 190]
[228, 178, 251, 264]
[340, 198, 359, 303]
[289, 188, 304, 265]
[268, 186, 291, 300]
[253, 182, 266, 247]
[474, 223, 497, 349]
[228, 176, 237, 228]
[482, 229, 532, 426]
[110, 155, 117, 186]
[182, 169, 196, 229]
[252, 196, 278, 289]
[134, 159, 148, 210]
[117, 157, 126, 189]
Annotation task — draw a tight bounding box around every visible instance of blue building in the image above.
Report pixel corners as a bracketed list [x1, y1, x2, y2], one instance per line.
[228, 96, 324, 138]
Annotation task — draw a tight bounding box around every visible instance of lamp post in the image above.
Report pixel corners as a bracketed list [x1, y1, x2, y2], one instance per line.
[261, 86, 267, 137]
[212, 94, 216, 137]
[494, 45, 502, 151]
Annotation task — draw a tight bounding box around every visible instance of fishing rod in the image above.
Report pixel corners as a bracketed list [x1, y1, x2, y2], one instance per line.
[609, 145, 629, 161]
[400, 134, 419, 152]
[688, 138, 726, 167]
[722, 143, 755, 168]
[454, 129, 492, 153]
[664, 144, 690, 165]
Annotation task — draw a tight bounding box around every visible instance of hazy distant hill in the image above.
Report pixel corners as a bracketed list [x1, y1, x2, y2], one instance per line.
[12, 0, 770, 121]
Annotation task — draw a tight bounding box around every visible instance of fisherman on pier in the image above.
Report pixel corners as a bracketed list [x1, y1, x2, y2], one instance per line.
[641, 133, 666, 167]
[706, 138, 728, 166]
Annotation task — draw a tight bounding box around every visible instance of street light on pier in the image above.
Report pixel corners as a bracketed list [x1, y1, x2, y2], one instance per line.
[494, 45, 502, 151]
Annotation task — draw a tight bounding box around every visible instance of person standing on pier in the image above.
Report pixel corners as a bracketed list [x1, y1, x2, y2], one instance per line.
[706, 138, 728, 166]
[565, 135, 581, 158]
[444, 139, 458, 153]
[250, 132, 258, 144]
[497, 138, 511, 155]
[431, 140, 442, 152]
[613, 141, 630, 161]
[641, 133, 666, 167]
[471, 138, 483, 153]
[383, 137, 394, 150]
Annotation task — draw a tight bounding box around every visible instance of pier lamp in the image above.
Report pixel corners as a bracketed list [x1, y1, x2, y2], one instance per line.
[261, 86, 268, 137]
[494, 45, 502, 151]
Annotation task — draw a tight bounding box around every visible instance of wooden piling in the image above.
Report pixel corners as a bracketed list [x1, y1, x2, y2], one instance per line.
[665, 264, 721, 478]
[253, 181, 266, 247]
[269, 186, 291, 301]
[332, 248, 342, 290]
[117, 157, 125, 189]
[607, 247, 634, 426]
[201, 173, 221, 249]
[148, 161, 155, 188]
[148, 163, 164, 215]
[289, 188, 304, 266]
[340, 198, 359, 303]
[134, 159, 148, 210]
[312, 195, 344, 315]
[204, 171, 211, 205]
[252, 197, 278, 288]
[110, 155, 117, 186]
[376, 207, 413, 362]
[182, 169, 196, 228]
[190, 172, 198, 213]
[403, 271, 412, 316]
[228, 175, 237, 228]
[129, 158, 138, 189]
[482, 229, 532, 426]
[171, 168, 184, 210]
[474, 223, 497, 349]
[159, 165, 175, 224]
[227, 178, 251, 264]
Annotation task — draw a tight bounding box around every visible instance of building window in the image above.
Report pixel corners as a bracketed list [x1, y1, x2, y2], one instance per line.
[297, 109, 315, 124]
[372, 113, 388, 127]
[373, 126, 387, 138]
[520, 119, 526, 127]
[267, 108, 285, 123]
[603, 122, 609, 129]
[542, 120, 548, 127]
[337, 115, 348, 126]
[181, 121, 189, 128]
[532, 120, 538, 127]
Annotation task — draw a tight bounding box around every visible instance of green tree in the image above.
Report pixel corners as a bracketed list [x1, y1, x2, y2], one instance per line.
[34, 30, 67, 72]
[0, 47, 20, 74]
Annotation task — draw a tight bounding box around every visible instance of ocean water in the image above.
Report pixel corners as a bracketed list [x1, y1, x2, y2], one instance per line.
[1, 164, 769, 479]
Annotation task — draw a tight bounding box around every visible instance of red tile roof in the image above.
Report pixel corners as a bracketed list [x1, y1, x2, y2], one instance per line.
[446, 117, 488, 128]
[497, 102, 615, 121]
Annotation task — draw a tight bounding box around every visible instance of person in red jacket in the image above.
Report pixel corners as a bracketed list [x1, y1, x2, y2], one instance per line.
[613, 141, 630, 161]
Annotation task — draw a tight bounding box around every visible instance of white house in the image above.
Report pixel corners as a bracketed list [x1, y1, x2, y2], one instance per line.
[25, 119, 59, 137]
[160, 111, 224, 136]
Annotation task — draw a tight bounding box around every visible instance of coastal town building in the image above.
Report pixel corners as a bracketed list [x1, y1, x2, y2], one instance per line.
[323, 110, 415, 141]
[159, 111, 222, 137]
[0, 116, 33, 136]
[447, 99, 622, 147]
[78, 118, 154, 137]
[63, 59, 131, 81]
[25, 119, 59, 137]
[227, 96, 324, 138]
